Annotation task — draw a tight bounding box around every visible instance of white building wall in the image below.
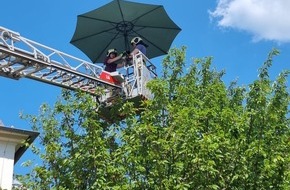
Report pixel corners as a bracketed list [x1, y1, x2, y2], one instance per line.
[0, 140, 16, 190]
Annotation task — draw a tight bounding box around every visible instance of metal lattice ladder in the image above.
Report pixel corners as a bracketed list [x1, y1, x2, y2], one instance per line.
[0, 26, 122, 95]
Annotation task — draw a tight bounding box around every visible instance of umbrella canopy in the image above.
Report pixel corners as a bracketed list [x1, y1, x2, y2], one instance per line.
[70, 0, 181, 63]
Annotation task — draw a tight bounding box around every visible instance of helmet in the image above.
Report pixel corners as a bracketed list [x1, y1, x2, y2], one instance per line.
[131, 37, 142, 45]
[106, 48, 118, 56]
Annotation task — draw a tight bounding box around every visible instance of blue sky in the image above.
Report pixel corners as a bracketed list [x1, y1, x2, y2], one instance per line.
[0, 0, 289, 175]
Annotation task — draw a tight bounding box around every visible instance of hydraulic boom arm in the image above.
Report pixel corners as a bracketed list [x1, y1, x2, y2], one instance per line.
[0, 26, 121, 95]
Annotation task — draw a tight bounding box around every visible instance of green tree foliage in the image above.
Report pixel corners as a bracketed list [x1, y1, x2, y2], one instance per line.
[20, 91, 127, 189]
[19, 47, 289, 189]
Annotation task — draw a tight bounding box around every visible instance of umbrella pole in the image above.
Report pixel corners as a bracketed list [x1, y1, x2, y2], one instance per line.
[124, 33, 130, 79]
[124, 33, 130, 52]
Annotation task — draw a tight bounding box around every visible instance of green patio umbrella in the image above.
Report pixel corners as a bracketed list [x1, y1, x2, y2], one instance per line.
[70, 0, 181, 63]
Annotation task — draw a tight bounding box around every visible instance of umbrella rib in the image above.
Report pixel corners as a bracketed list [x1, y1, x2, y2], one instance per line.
[117, 0, 125, 22]
[130, 30, 168, 55]
[77, 15, 118, 25]
[131, 6, 162, 24]
[70, 27, 117, 43]
[134, 24, 181, 31]
[131, 5, 181, 31]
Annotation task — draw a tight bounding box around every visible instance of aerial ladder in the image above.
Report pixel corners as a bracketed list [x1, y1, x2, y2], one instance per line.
[0, 26, 157, 123]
